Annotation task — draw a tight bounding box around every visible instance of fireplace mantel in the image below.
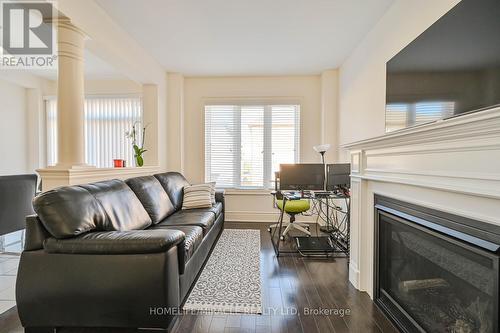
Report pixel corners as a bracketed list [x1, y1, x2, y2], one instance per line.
[342, 106, 500, 297]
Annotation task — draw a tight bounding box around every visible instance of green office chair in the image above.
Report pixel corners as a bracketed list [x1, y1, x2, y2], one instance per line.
[269, 196, 311, 240]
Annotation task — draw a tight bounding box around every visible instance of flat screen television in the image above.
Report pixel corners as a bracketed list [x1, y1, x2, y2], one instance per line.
[385, 0, 500, 132]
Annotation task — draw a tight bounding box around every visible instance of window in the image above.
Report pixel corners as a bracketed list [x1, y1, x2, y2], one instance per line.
[205, 104, 300, 188]
[45, 96, 143, 168]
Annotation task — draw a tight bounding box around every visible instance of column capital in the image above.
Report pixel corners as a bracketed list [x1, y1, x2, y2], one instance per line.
[53, 18, 86, 62]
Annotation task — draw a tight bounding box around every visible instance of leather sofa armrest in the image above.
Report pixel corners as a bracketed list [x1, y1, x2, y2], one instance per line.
[24, 215, 51, 251]
[44, 229, 185, 255]
[215, 189, 225, 207]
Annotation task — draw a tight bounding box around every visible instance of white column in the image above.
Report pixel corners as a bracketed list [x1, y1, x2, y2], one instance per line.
[55, 19, 88, 168]
[320, 69, 339, 163]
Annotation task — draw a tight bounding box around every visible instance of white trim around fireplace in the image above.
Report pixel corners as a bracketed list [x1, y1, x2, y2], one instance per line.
[342, 106, 500, 298]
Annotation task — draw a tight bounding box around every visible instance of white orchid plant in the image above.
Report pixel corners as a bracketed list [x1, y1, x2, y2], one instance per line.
[125, 121, 149, 167]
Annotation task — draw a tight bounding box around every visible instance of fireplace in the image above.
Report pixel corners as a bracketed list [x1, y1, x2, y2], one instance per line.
[374, 195, 500, 333]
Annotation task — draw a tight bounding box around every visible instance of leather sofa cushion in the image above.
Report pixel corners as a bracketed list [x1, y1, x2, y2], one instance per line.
[44, 229, 185, 254]
[126, 176, 175, 223]
[151, 225, 203, 264]
[80, 180, 152, 231]
[182, 203, 223, 219]
[154, 172, 190, 211]
[33, 185, 108, 238]
[195, 202, 223, 218]
[153, 210, 215, 235]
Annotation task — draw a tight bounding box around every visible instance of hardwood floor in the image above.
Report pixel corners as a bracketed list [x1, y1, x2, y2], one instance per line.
[0, 223, 398, 333]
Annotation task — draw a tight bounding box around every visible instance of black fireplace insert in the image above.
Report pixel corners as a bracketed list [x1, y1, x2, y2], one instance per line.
[374, 195, 500, 333]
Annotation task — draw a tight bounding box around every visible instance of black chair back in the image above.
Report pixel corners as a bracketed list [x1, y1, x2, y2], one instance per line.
[0, 174, 37, 235]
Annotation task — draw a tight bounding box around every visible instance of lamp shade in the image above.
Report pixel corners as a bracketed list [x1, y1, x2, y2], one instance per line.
[313, 144, 331, 154]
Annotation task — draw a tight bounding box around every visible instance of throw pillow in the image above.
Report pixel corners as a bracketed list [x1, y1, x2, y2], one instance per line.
[208, 181, 216, 204]
[182, 183, 214, 209]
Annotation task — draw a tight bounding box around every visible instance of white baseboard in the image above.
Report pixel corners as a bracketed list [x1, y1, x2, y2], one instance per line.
[225, 210, 317, 223]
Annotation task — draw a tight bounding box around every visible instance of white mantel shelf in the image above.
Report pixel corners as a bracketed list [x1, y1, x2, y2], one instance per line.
[37, 166, 161, 191]
[341, 106, 500, 297]
[342, 107, 500, 150]
[342, 107, 500, 200]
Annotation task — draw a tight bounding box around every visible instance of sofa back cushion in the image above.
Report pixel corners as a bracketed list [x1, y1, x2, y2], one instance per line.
[33, 186, 107, 239]
[80, 179, 152, 231]
[126, 176, 175, 223]
[154, 172, 190, 211]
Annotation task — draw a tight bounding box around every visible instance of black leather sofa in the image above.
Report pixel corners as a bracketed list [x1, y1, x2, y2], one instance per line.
[16, 172, 224, 332]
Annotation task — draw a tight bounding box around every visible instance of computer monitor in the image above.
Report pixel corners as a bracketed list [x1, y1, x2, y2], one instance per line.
[279, 164, 325, 191]
[326, 163, 351, 190]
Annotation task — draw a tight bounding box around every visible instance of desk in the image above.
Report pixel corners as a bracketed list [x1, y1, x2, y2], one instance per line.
[270, 191, 350, 258]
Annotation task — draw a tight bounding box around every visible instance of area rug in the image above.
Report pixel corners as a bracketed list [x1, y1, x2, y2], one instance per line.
[183, 229, 262, 314]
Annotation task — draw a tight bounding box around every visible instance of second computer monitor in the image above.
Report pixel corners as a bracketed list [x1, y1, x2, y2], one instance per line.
[279, 164, 325, 191]
[326, 163, 351, 190]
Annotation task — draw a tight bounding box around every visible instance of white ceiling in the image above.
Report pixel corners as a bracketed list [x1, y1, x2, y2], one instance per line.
[95, 0, 394, 76]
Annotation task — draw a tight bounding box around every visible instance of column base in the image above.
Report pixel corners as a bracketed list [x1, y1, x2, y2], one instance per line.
[37, 166, 161, 191]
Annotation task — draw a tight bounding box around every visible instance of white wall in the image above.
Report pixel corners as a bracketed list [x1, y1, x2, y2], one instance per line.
[0, 73, 56, 173]
[182, 75, 324, 183]
[0, 79, 28, 175]
[338, 0, 461, 161]
[176, 75, 338, 222]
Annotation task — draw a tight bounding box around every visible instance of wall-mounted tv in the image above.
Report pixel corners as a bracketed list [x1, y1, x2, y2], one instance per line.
[385, 0, 500, 132]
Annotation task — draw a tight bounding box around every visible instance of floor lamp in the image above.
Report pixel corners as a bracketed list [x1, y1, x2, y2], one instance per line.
[313, 144, 330, 188]
[313, 144, 334, 233]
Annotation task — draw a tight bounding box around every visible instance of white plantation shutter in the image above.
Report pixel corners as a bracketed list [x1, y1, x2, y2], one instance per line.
[240, 106, 264, 187]
[45, 96, 143, 167]
[271, 105, 300, 180]
[205, 104, 300, 188]
[205, 105, 239, 187]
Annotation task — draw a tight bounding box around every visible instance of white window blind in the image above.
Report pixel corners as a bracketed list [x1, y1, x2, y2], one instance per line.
[205, 104, 300, 188]
[45, 96, 143, 168]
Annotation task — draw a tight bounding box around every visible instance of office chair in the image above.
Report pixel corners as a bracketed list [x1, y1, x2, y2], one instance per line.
[268, 172, 311, 240]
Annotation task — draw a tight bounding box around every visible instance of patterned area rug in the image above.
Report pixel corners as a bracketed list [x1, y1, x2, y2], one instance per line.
[183, 229, 262, 314]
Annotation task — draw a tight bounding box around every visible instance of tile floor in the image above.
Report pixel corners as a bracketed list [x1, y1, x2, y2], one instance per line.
[0, 254, 20, 315]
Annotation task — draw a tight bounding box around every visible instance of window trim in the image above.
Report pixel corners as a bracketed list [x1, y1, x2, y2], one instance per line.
[204, 100, 301, 189]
